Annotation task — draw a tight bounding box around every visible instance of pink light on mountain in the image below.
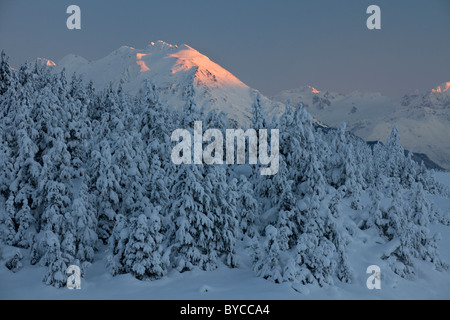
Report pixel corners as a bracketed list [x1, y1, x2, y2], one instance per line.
[168, 46, 247, 88]
[136, 53, 150, 72]
[308, 85, 320, 94]
[431, 82, 450, 93]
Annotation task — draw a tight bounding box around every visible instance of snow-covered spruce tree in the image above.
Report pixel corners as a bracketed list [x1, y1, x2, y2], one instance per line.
[88, 86, 125, 242]
[138, 80, 172, 155]
[168, 159, 239, 272]
[400, 151, 418, 189]
[207, 165, 240, 268]
[350, 134, 374, 189]
[111, 125, 150, 219]
[253, 156, 298, 283]
[371, 141, 387, 188]
[149, 154, 171, 208]
[325, 123, 364, 209]
[66, 74, 92, 178]
[0, 53, 16, 198]
[69, 183, 98, 268]
[90, 139, 122, 242]
[107, 214, 128, 276]
[278, 100, 297, 157]
[251, 93, 268, 131]
[122, 212, 169, 280]
[38, 132, 74, 275]
[325, 122, 348, 188]
[0, 51, 14, 96]
[0, 196, 16, 245]
[343, 143, 364, 210]
[249, 94, 272, 192]
[40, 231, 68, 288]
[272, 157, 298, 249]
[385, 125, 405, 179]
[29, 232, 40, 266]
[169, 163, 212, 272]
[235, 175, 259, 238]
[293, 152, 341, 286]
[0, 133, 14, 198]
[253, 225, 283, 283]
[290, 102, 318, 189]
[7, 116, 40, 248]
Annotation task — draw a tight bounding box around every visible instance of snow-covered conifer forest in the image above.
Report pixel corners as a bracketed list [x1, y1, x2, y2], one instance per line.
[1, 51, 449, 299]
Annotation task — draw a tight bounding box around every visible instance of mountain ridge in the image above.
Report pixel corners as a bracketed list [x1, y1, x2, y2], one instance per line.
[272, 84, 450, 169]
[36, 41, 448, 169]
[43, 40, 282, 126]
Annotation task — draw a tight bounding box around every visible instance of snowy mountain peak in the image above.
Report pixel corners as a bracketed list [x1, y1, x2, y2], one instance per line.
[431, 82, 450, 94]
[167, 45, 247, 89]
[48, 41, 281, 125]
[308, 85, 320, 94]
[34, 58, 56, 68]
[147, 40, 178, 51]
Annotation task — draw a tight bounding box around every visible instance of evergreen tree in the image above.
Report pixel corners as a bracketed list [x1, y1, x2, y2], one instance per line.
[385, 125, 405, 178]
[235, 175, 259, 238]
[251, 93, 268, 131]
[107, 214, 129, 276]
[207, 165, 240, 268]
[253, 225, 283, 283]
[122, 213, 169, 280]
[70, 183, 98, 265]
[0, 51, 14, 96]
[169, 164, 219, 272]
[40, 231, 68, 288]
[90, 139, 122, 242]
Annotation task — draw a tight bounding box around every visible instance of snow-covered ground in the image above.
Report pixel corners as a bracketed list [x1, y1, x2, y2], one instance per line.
[1, 173, 449, 300]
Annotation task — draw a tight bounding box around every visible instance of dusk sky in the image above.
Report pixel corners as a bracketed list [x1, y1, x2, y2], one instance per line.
[0, 0, 449, 97]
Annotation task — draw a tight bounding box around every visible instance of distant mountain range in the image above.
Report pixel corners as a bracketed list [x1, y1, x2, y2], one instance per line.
[37, 41, 449, 170]
[271, 83, 450, 170]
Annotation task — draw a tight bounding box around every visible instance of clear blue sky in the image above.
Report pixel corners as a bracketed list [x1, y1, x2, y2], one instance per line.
[0, 0, 449, 97]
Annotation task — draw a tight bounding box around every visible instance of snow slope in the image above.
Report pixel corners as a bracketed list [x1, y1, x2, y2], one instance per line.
[52, 40, 282, 126]
[272, 84, 450, 170]
[1, 172, 449, 300]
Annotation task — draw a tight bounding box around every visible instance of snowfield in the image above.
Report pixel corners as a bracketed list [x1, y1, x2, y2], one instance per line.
[1, 172, 449, 300]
